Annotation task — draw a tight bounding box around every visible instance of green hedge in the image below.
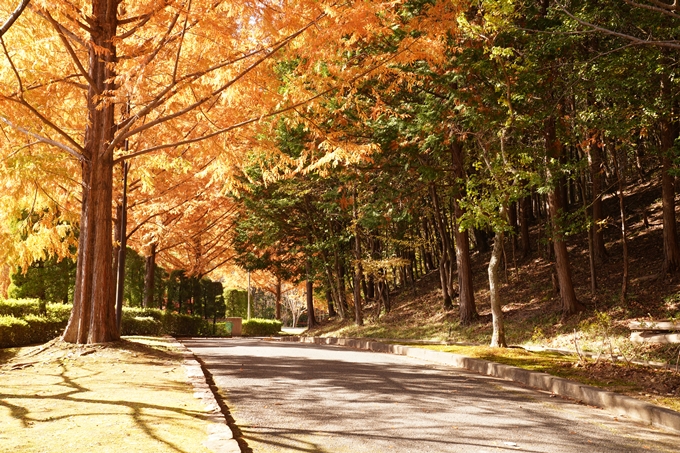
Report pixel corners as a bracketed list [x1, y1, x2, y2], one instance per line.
[0, 302, 232, 349]
[242, 318, 282, 336]
[0, 299, 46, 317]
[0, 315, 67, 348]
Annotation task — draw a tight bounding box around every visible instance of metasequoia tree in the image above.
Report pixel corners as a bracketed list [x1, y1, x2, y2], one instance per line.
[0, 0, 451, 343]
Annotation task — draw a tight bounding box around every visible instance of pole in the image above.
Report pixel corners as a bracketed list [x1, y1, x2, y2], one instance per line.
[247, 270, 251, 320]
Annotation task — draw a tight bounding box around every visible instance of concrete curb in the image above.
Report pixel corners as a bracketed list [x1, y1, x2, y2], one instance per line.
[168, 337, 241, 453]
[278, 336, 680, 434]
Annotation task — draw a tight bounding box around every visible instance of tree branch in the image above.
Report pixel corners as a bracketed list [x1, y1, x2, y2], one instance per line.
[0, 116, 83, 161]
[108, 11, 328, 155]
[43, 10, 96, 89]
[558, 5, 680, 49]
[0, 0, 30, 38]
[115, 39, 417, 163]
[623, 0, 680, 18]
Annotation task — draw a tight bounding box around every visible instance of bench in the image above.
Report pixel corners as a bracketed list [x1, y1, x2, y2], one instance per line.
[629, 320, 680, 344]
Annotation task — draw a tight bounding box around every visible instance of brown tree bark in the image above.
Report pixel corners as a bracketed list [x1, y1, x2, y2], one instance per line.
[660, 119, 680, 275]
[62, 0, 119, 343]
[451, 142, 477, 324]
[429, 184, 454, 310]
[520, 194, 532, 258]
[587, 132, 608, 263]
[545, 117, 585, 317]
[352, 190, 364, 326]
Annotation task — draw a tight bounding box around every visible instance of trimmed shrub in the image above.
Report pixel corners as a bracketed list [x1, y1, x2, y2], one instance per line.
[0, 300, 231, 348]
[121, 316, 163, 336]
[242, 318, 282, 336]
[46, 303, 73, 322]
[0, 314, 67, 348]
[0, 299, 45, 317]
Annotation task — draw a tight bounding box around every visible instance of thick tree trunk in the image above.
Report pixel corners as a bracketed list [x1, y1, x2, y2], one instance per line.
[62, 1, 119, 344]
[545, 117, 585, 317]
[451, 142, 477, 324]
[489, 227, 506, 348]
[143, 243, 157, 308]
[661, 119, 680, 275]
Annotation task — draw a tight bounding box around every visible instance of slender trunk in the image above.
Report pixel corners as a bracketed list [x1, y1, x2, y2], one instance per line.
[62, 1, 119, 343]
[143, 243, 157, 308]
[353, 190, 364, 325]
[353, 239, 364, 326]
[489, 223, 506, 348]
[579, 171, 597, 296]
[611, 144, 629, 303]
[429, 184, 454, 310]
[520, 194, 531, 258]
[306, 258, 316, 329]
[325, 287, 336, 318]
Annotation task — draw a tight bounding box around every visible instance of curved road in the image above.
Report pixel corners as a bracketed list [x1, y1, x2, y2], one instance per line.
[181, 338, 679, 453]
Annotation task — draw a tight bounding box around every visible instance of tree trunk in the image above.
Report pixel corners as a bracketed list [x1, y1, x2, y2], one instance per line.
[62, 1, 119, 344]
[353, 238, 364, 326]
[489, 225, 506, 348]
[588, 132, 607, 263]
[143, 243, 157, 308]
[429, 184, 454, 310]
[352, 190, 364, 326]
[451, 142, 477, 324]
[611, 144, 629, 303]
[661, 119, 680, 275]
[579, 171, 597, 296]
[306, 259, 316, 329]
[545, 117, 585, 317]
[520, 194, 531, 258]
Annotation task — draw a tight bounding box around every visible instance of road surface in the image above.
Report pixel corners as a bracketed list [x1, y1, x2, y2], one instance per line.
[181, 338, 679, 453]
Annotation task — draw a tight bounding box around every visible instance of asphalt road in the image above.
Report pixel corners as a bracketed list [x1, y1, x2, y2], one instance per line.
[181, 338, 680, 453]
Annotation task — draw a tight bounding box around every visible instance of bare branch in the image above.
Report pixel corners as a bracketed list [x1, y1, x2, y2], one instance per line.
[0, 36, 23, 93]
[0, 0, 30, 38]
[172, 0, 192, 83]
[639, 0, 679, 12]
[0, 116, 83, 161]
[43, 10, 96, 89]
[108, 12, 328, 155]
[623, 0, 680, 18]
[558, 5, 680, 49]
[115, 40, 417, 163]
[30, 8, 88, 46]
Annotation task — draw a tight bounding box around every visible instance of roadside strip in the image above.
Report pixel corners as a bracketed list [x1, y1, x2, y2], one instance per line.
[276, 336, 680, 434]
